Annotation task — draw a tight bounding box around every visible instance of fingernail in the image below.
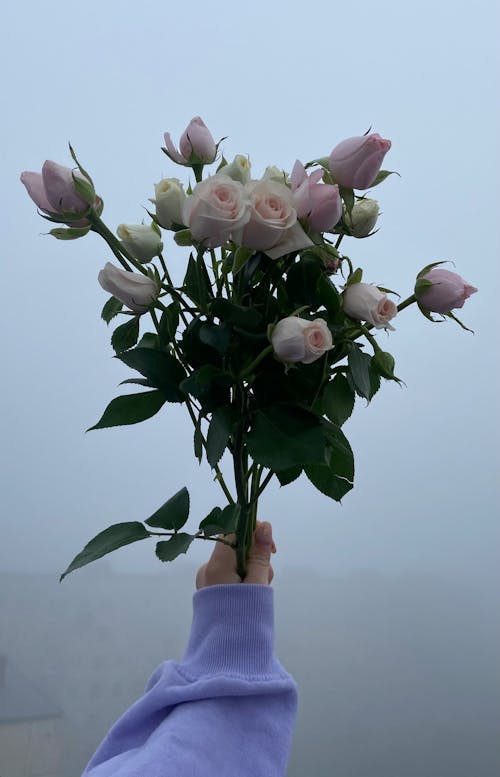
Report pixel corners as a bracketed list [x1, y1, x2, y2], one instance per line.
[255, 522, 272, 545]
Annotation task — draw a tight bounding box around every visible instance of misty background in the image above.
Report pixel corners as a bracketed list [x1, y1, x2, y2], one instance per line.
[1, 0, 499, 775]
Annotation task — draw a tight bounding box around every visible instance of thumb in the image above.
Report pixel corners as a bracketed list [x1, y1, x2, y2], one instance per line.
[244, 521, 274, 585]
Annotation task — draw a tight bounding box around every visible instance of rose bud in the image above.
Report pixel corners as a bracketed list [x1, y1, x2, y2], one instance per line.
[329, 133, 391, 190]
[20, 160, 94, 215]
[291, 160, 342, 233]
[164, 116, 216, 165]
[271, 316, 333, 364]
[217, 155, 251, 184]
[116, 224, 163, 263]
[262, 165, 289, 184]
[415, 268, 477, 314]
[344, 198, 379, 237]
[151, 178, 187, 230]
[342, 282, 397, 330]
[98, 262, 159, 313]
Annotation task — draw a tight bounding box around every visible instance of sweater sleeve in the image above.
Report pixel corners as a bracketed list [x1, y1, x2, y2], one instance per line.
[82, 584, 298, 777]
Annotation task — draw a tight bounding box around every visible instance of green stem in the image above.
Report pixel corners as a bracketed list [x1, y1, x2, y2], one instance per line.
[238, 345, 273, 380]
[184, 400, 235, 505]
[233, 387, 250, 578]
[87, 211, 148, 276]
[148, 529, 235, 548]
[397, 293, 417, 313]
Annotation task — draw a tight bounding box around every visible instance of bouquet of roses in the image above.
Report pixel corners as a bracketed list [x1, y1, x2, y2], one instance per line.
[20, 116, 477, 581]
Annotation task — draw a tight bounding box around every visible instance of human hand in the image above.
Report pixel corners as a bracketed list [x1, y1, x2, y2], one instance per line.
[196, 521, 276, 589]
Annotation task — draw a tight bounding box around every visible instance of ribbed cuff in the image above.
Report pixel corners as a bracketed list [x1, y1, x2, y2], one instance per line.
[181, 584, 275, 677]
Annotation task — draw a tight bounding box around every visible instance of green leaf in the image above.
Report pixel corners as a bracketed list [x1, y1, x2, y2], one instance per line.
[304, 421, 354, 501]
[247, 404, 326, 470]
[199, 322, 232, 354]
[206, 406, 237, 467]
[348, 346, 372, 399]
[275, 466, 302, 486]
[316, 274, 341, 317]
[101, 296, 123, 324]
[232, 246, 254, 274]
[49, 226, 90, 240]
[322, 421, 355, 481]
[323, 374, 355, 426]
[111, 317, 140, 354]
[87, 390, 167, 430]
[183, 252, 212, 307]
[117, 348, 186, 401]
[180, 365, 231, 400]
[199, 504, 241, 536]
[136, 333, 160, 349]
[159, 303, 180, 346]
[145, 487, 190, 530]
[211, 298, 263, 330]
[155, 533, 193, 562]
[286, 255, 322, 308]
[304, 462, 353, 502]
[194, 417, 203, 463]
[119, 378, 154, 388]
[60, 522, 150, 581]
[339, 186, 355, 213]
[368, 169, 399, 187]
[345, 267, 363, 287]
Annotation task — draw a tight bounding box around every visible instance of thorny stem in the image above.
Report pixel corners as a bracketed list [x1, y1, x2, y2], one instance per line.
[147, 529, 235, 548]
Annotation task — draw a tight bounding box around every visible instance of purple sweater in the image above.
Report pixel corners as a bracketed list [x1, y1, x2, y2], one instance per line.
[82, 584, 298, 777]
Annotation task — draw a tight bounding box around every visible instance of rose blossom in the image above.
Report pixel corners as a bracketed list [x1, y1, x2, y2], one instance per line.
[271, 316, 333, 364]
[182, 175, 250, 247]
[342, 282, 397, 330]
[290, 160, 342, 233]
[164, 116, 216, 165]
[98, 262, 159, 313]
[232, 179, 297, 252]
[329, 133, 391, 190]
[416, 268, 477, 314]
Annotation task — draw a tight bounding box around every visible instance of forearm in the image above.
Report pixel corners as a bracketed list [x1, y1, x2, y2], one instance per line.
[82, 586, 298, 777]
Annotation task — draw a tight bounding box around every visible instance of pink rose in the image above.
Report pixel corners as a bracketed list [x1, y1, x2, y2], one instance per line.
[329, 133, 391, 190]
[290, 160, 342, 232]
[98, 263, 159, 313]
[342, 282, 397, 330]
[271, 316, 333, 364]
[164, 116, 216, 165]
[416, 268, 477, 314]
[20, 160, 92, 214]
[233, 179, 297, 251]
[182, 175, 250, 248]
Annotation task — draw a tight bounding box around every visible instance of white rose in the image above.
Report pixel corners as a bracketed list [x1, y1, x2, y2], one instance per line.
[151, 178, 187, 230]
[217, 155, 251, 184]
[342, 282, 397, 330]
[182, 175, 251, 248]
[98, 262, 159, 313]
[271, 316, 333, 364]
[344, 198, 379, 238]
[116, 223, 163, 263]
